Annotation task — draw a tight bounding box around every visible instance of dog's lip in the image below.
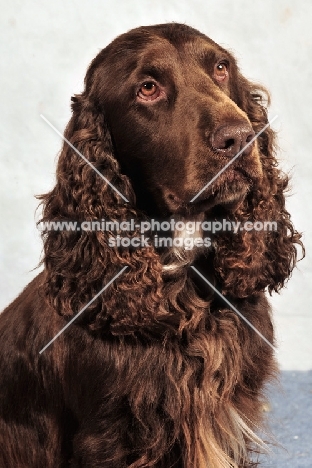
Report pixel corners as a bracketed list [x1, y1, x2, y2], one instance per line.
[170, 191, 245, 216]
[174, 168, 251, 215]
[188, 196, 216, 212]
[190, 168, 250, 203]
[216, 166, 252, 184]
[163, 168, 251, 215]
[188, 193, 244, 214]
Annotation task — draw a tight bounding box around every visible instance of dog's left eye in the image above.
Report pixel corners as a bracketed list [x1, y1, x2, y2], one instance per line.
[137, 81, 160, 101]
[214, 62, 229, 81]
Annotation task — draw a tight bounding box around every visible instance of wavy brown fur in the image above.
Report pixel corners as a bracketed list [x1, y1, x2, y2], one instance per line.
[0, 23, 303, 467]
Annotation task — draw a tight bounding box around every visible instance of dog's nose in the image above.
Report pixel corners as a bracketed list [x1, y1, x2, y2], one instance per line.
[212, 123, 255, 157]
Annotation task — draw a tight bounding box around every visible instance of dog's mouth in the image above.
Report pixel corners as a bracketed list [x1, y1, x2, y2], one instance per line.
[166, 168, 252, 216]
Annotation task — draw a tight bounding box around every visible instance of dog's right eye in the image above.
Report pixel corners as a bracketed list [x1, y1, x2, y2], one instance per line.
[137, 81, 160, 101]
[214, 62, 229, 82]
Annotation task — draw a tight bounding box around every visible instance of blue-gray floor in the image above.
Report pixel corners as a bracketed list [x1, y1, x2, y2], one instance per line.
[259, 370, 312, 467]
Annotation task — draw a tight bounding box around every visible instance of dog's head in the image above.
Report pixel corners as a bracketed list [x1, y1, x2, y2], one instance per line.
[39, 24, 303, 330]
[85, 23, 263, 217]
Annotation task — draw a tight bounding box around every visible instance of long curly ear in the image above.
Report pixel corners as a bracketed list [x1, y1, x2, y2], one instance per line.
[214, 77, 304, 297]
[38, 93, 164, 335]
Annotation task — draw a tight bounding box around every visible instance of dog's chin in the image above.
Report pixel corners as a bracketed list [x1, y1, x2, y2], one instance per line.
[190, 194, 246, 216]
[211, 191, 247, 212]
[159, 170, 251, 217]
[167, 186, 248, 217]
[142, 173, 251, 218]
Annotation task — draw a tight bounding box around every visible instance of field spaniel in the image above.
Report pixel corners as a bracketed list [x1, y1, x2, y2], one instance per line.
[0, 23, 303, 467]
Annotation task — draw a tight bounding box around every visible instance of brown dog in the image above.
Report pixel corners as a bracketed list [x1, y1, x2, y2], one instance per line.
[0, 23, 303, 467]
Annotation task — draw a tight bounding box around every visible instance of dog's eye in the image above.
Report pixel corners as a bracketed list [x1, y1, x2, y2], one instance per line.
[141, 82, 157, 95]
[138, 81, 160, 101]
[214, 62, 228, 82]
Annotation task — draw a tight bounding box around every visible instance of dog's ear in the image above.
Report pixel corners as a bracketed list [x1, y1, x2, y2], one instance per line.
[38, 93, 165, 334]
[214, 78, 304, 298]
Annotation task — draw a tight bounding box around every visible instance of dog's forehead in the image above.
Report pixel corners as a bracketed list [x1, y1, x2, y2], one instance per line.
[86, 26, 235, 92]
[141, 35, 228, 62]
[178, 36, 232, 63]
[106, 33, 232, 75]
